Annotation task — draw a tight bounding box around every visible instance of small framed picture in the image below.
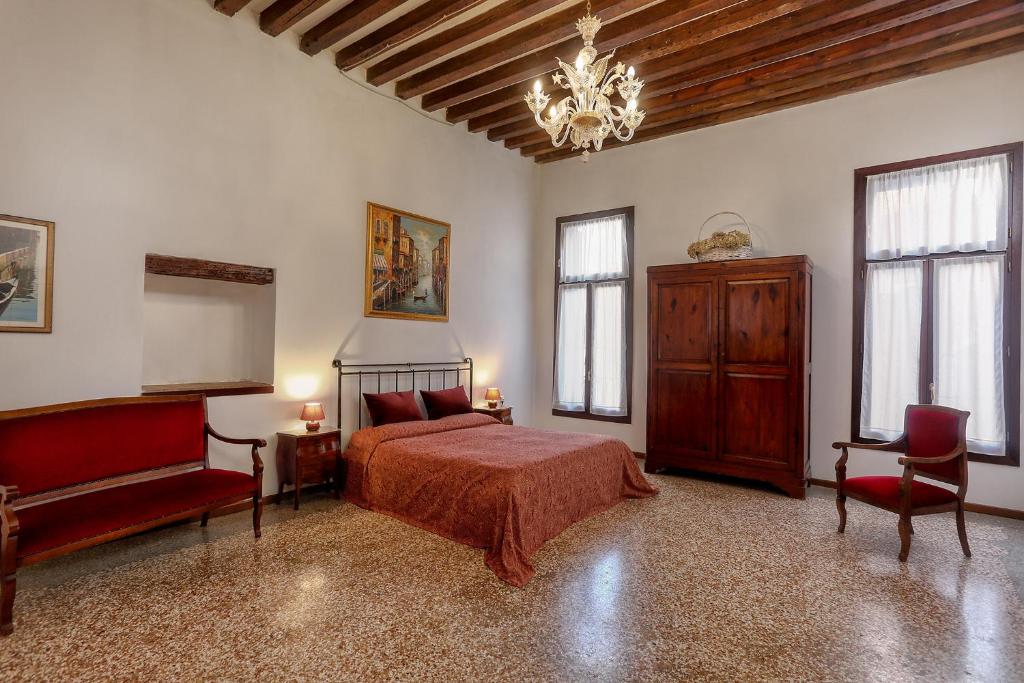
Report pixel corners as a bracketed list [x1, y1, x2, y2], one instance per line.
[364, 202, 450, 322]
[0, 214, 55, 333]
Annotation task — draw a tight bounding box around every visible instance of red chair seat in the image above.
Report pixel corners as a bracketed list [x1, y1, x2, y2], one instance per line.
[844, 475, 958, 509]
[16, 469, 256, 558]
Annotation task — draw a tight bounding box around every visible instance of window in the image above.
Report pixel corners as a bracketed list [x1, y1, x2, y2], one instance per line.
[553, 207, 634, 422]
[853, 143, 1022, 465]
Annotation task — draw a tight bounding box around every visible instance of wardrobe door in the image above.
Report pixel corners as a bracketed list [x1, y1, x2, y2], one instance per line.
[647, 275, 718, 462]
[717, 271, 798, 470]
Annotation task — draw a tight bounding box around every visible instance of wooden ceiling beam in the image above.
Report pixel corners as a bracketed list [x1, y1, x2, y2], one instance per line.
[366, 0, 566, 86]
[214, 0, 254, 17]
[420, 0, 807, 112]
[335, 0, 487, 71]
[260, 0, 333, 37]
[519, 16, 1024, 153]
[532, 34, 1024, 162]
[300, 0, 414, 56]
[507, 0, 1024, 149]
[395, 0, 666, 100]
[453, 0, 961, 126]
[524, 19, 1024, 153]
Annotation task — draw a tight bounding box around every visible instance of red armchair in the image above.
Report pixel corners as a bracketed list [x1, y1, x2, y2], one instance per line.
[832, 404, 971, 562]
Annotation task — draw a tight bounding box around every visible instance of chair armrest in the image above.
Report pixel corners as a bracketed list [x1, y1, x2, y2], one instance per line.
[833, 437, 907, 490]
[898, 447, 964, 466]
[831, 437, 906, 452]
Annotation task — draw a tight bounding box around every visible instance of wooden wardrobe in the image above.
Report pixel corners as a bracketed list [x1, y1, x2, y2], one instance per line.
[645, 255, 812, 498]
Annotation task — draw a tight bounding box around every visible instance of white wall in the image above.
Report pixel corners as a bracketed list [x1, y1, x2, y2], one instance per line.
[0, 0, 536, 492]
[531, 52, 1024, 510]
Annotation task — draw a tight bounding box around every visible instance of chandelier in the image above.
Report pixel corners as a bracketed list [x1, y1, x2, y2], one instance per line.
[523, 1, 645, 161]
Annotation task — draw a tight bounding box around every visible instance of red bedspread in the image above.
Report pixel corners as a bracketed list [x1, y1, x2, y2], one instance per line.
[343, 413, 658, 586]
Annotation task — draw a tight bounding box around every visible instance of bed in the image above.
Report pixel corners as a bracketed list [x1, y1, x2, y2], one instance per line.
[334, 359, 658, 586]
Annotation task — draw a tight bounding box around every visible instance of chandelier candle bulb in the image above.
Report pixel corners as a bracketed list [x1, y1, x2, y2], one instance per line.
[522, 5, 645, 161]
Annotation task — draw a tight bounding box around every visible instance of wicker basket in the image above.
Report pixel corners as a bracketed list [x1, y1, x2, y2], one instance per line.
[688, 211, 754, 262]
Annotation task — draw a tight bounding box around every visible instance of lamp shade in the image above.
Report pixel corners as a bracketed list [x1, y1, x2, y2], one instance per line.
[300, 402, 325, 422]
[484, 388, 502, 402]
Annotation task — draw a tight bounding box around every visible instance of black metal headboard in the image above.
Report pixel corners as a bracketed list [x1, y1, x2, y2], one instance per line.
[332, 358, 473, 430]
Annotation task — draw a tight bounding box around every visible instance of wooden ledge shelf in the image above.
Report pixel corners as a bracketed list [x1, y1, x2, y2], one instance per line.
[141, 381, 275, 397]
[145, 254, 274, 285]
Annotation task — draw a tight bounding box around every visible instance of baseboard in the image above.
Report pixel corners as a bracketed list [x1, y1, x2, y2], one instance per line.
[209, 483, 335, 519]
[808, 478, 1024, 521]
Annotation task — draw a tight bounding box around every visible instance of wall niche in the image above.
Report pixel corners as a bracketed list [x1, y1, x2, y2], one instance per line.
[141, 254, 276, 397]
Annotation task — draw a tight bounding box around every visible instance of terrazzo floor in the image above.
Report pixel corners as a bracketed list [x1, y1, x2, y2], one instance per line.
[2, 474, 1023, 682]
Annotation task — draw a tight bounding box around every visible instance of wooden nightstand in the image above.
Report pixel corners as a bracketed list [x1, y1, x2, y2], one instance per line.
[474, 406, 513, 425]
[275, 427, 342, 510]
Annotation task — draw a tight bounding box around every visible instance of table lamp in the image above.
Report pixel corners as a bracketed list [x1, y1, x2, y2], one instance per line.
[484, 387, 502, 409]
[300, 402, 325, 432]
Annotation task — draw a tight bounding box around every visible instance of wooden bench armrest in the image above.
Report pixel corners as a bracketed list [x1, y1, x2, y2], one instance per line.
[206, 425, 267, 448]
[205, 425, 266, 476]
[0, 486, 17, 506]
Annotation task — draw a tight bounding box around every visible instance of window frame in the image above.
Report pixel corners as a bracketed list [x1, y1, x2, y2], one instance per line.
[552, 206, 635, 423]
[852, 142, 1023, 466]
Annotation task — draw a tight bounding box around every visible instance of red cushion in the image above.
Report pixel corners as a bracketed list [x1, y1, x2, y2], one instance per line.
[363, 390, 424, 426]
[0, 398, 206, 496]
[906, 406, 962, 482]
[15, 469, 256, 558]
[844, 475, 958, 509]
[420, 386, 473, 420]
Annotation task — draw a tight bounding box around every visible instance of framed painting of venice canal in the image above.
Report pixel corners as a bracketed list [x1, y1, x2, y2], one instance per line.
[0, 214, 54, 333]
[364, 203, 450, 322]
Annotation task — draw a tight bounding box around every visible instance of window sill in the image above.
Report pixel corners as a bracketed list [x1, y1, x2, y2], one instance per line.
[552, 409, 631, 424]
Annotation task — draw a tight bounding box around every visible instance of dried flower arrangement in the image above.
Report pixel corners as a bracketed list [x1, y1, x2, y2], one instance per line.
[687, 229, 752, 260]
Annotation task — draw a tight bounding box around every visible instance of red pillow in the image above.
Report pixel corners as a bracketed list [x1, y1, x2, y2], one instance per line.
[363, 390, 424, 426]
[420, 386, 473, 420]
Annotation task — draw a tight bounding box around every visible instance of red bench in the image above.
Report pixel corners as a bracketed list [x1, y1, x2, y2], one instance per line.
[0, 394, 266, 635]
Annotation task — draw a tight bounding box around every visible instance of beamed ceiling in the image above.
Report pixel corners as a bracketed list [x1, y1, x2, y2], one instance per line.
[213, 0, 1024, 163]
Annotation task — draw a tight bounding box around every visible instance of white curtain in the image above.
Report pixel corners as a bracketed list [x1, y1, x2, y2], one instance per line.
[860, 260, 923, 441]
[590, 281, 627, 416]
[933, 255, 1006, 455]
[560, 215, 629, 282]
[866, 154, 1009, 259]
[554, 283, 587, 411]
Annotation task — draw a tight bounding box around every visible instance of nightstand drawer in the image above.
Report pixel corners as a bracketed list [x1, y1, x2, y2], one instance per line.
[276, 427, 343, 510]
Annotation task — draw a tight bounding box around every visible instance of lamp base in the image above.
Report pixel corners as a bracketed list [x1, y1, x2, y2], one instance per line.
[305, 421, 321, 432]
[487, 401, 499, 409]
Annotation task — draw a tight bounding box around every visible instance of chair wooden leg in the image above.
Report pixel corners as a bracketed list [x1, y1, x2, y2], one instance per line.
[253, 495, 263, 539]
[836, 494, 847, 533]
[956, 503, 971, 558]
[276, 481, 284, 505]
[199, 512, 210, 528]
[908, 519, 914, 535]
[898, 515, 912, 562]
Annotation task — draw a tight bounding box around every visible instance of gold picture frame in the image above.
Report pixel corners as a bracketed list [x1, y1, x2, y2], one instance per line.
[0, 214, 55, 333]
[364, 202, 450, 322]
